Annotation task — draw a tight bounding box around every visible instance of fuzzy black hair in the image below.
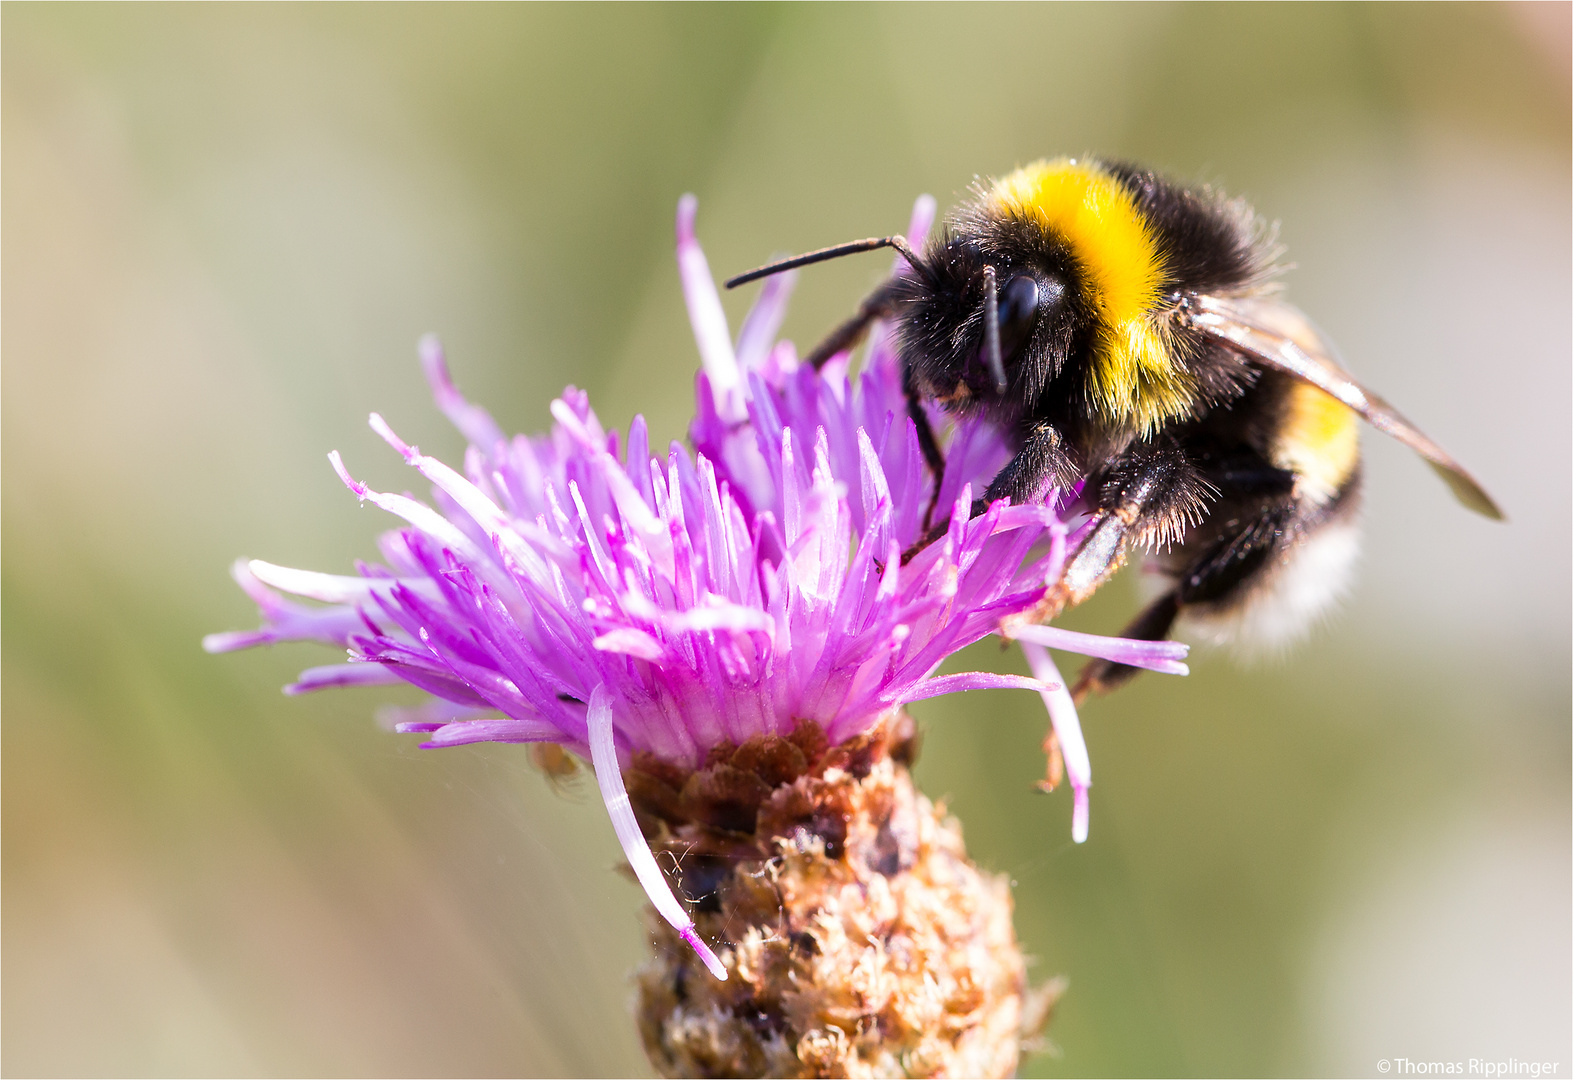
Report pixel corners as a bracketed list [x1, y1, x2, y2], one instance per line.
[891, 213, 1096, 423]
[1102, 161, 1278, 294]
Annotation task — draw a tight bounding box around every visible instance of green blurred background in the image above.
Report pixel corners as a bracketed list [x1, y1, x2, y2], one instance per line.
[4, 4, 1568, 1076]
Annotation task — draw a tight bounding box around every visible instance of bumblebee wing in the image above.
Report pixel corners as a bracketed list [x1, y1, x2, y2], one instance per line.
[1191, 294, 1503, 520]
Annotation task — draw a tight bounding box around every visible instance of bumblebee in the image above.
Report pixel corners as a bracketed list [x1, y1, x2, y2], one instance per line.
[727, 157, 1502, 698]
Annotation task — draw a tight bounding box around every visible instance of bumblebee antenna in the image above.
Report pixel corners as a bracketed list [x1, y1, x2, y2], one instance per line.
[724, 235, 924, 289]
[981, 264, 1007, 394]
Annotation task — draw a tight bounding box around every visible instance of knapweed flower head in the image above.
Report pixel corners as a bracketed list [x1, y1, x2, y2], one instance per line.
[206, 195, 1187, 979]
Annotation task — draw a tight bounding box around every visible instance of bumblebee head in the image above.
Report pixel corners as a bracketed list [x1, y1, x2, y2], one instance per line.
[891, 225, 1079, 413]
[721, 220, 1079, 413]
[722, 157, 1196, 432]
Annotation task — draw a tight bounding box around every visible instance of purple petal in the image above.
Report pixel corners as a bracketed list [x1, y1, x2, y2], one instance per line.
[421, 717, 563, 748]
[676, 195, 743, 424]
[1021, 642, 1091, 844]
[202, 630, 274, 654]
[377, 698, 496, 732]
[285, 663, 405, 694]
[248, 560, 415, 605]
[902, 671, 1051, 701]
[419, 334, 505, 451]
[593, 628, 665, 661]
[1007, 623, 1190, 676]
[666, 605, 775, 636]
[905, 194, 936, 253]
[735, 270, 796, 372]
[329, 452, 489, 564]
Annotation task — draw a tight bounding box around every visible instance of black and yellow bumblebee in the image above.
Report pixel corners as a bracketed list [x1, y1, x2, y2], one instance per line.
[727, 157, 1502, 699]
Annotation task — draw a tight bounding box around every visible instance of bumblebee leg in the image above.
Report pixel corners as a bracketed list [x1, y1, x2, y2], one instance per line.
[905, 365, 948, 531]
[899, 422, 1072, 563]
[898, 497, 989, 564]
[804, 281, 902, 369]
[1023, 440, 1205, 623]
[1175, 506, 1294, 603]
[1070, 592, 1180, 702]
[1070, 498, 1295, 700]
[981, 422, 1077, 506]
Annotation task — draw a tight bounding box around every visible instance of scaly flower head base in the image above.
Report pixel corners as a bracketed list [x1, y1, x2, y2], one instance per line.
[634, 713, 1027, 1076]
[205, 196, 1188, 990]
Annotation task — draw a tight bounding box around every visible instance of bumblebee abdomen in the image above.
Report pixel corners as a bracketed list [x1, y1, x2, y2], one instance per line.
[1270, 382, 1362, 504]
[1133, 370, 1363, 657]
[1174, 511, 1362, 655]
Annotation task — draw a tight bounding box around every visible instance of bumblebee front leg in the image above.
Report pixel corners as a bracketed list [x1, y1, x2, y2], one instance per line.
[804, 280, 902, 369]
[905, 364, 948, 531]
[900, 421, 1074, 562]
[802, 281, 949, 529]
[981, 422, 1078, 507]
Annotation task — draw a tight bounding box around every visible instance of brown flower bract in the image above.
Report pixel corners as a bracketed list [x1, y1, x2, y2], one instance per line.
[631, 715, 1028, 1078]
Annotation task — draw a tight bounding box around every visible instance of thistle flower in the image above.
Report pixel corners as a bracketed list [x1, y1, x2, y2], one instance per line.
[207, 195, 1186, 1074]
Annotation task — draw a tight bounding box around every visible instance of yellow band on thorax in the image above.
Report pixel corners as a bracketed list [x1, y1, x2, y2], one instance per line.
[987, 159, 1189, 431]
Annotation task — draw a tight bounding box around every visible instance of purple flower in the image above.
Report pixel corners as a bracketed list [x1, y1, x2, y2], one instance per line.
[206, 195, 1188, 976]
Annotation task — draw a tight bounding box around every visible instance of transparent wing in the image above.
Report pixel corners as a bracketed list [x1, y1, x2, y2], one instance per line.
[1190, 294, 1503, 520]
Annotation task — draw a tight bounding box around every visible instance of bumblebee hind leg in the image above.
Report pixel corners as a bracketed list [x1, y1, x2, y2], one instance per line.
[1071, 591, 1181, 702]
[1071, 495, 1297, 701]
[905, 363, 948, 531]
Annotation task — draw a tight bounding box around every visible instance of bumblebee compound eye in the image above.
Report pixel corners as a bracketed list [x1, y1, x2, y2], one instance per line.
[997, 275, 1043, 360]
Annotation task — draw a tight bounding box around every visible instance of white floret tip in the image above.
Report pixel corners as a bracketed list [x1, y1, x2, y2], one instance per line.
[587, 684, 728, 981]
